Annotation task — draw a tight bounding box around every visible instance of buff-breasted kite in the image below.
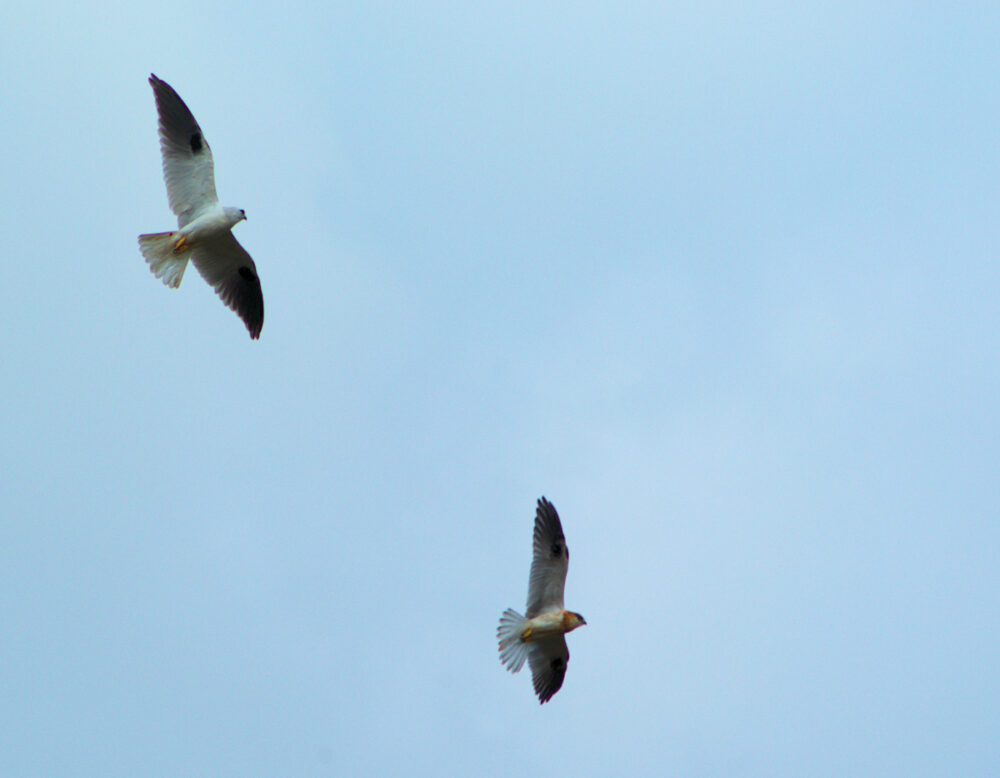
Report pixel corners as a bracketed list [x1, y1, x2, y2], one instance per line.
[498, 497, 586, 703]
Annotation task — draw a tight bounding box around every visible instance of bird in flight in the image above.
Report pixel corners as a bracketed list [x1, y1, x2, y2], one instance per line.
[498, 497, 586, 703]
[138, 74, 264, 339]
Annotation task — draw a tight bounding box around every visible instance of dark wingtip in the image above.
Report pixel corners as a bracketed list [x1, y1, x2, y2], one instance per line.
[536, 496, 560, 522]
[246, 310, 264, 340]
[245, 310, 264, 339]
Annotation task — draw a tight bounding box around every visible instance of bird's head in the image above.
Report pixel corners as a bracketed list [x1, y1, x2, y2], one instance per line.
[566, 612, 587, 632]
[224, 207, 247, 228]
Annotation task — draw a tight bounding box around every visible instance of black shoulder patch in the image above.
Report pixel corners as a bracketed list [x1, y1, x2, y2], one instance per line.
[550, 657, 564, 670]
[190, 132, 203, 153]
[551, 541, 563, 557]
[238, 266, 256, 282]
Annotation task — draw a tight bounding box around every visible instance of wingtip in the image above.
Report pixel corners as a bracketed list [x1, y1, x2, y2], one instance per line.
[245, 315, 263, 340]
[245, 309, 264, 340]
[536, 496, 559, 522]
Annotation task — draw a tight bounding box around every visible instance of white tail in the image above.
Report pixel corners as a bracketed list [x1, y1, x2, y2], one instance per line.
[497, 608, 529, 673]
[138, 232, 189, 288]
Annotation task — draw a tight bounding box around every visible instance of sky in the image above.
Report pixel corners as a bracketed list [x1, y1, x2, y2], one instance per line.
[1, 1, 999, 775]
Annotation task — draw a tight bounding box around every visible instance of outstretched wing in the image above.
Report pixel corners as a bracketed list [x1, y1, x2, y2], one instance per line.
[149, 74, 218, 226]
[190, 233, 265, 339]
[527, 636, 569, 704]
[525, 497, 569, 617]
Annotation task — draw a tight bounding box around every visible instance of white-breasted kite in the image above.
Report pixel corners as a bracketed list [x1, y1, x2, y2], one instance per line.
[498, 497, 586, 703]
[138, 74, 264, 339]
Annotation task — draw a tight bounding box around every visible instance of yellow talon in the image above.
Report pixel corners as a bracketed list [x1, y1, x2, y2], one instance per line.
[521, 628, 532, 640]
[172, 235, 189, 254]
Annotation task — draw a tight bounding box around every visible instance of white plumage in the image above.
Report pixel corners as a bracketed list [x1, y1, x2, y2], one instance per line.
[138, 74, 264, 339]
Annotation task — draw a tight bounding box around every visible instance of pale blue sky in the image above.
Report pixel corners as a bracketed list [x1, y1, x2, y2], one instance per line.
[1, 2, 998, 775]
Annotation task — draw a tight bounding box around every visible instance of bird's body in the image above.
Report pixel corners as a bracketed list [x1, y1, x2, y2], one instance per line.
[177, 205, 247, 248]
[498, 497, 586, 704]
[514, 609, 586, 642]
[138, 74, 264, 339]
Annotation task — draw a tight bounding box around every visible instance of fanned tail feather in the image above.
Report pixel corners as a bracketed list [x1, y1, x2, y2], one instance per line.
[497, 608, 529, 673]
[138, 232, 189, 288]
